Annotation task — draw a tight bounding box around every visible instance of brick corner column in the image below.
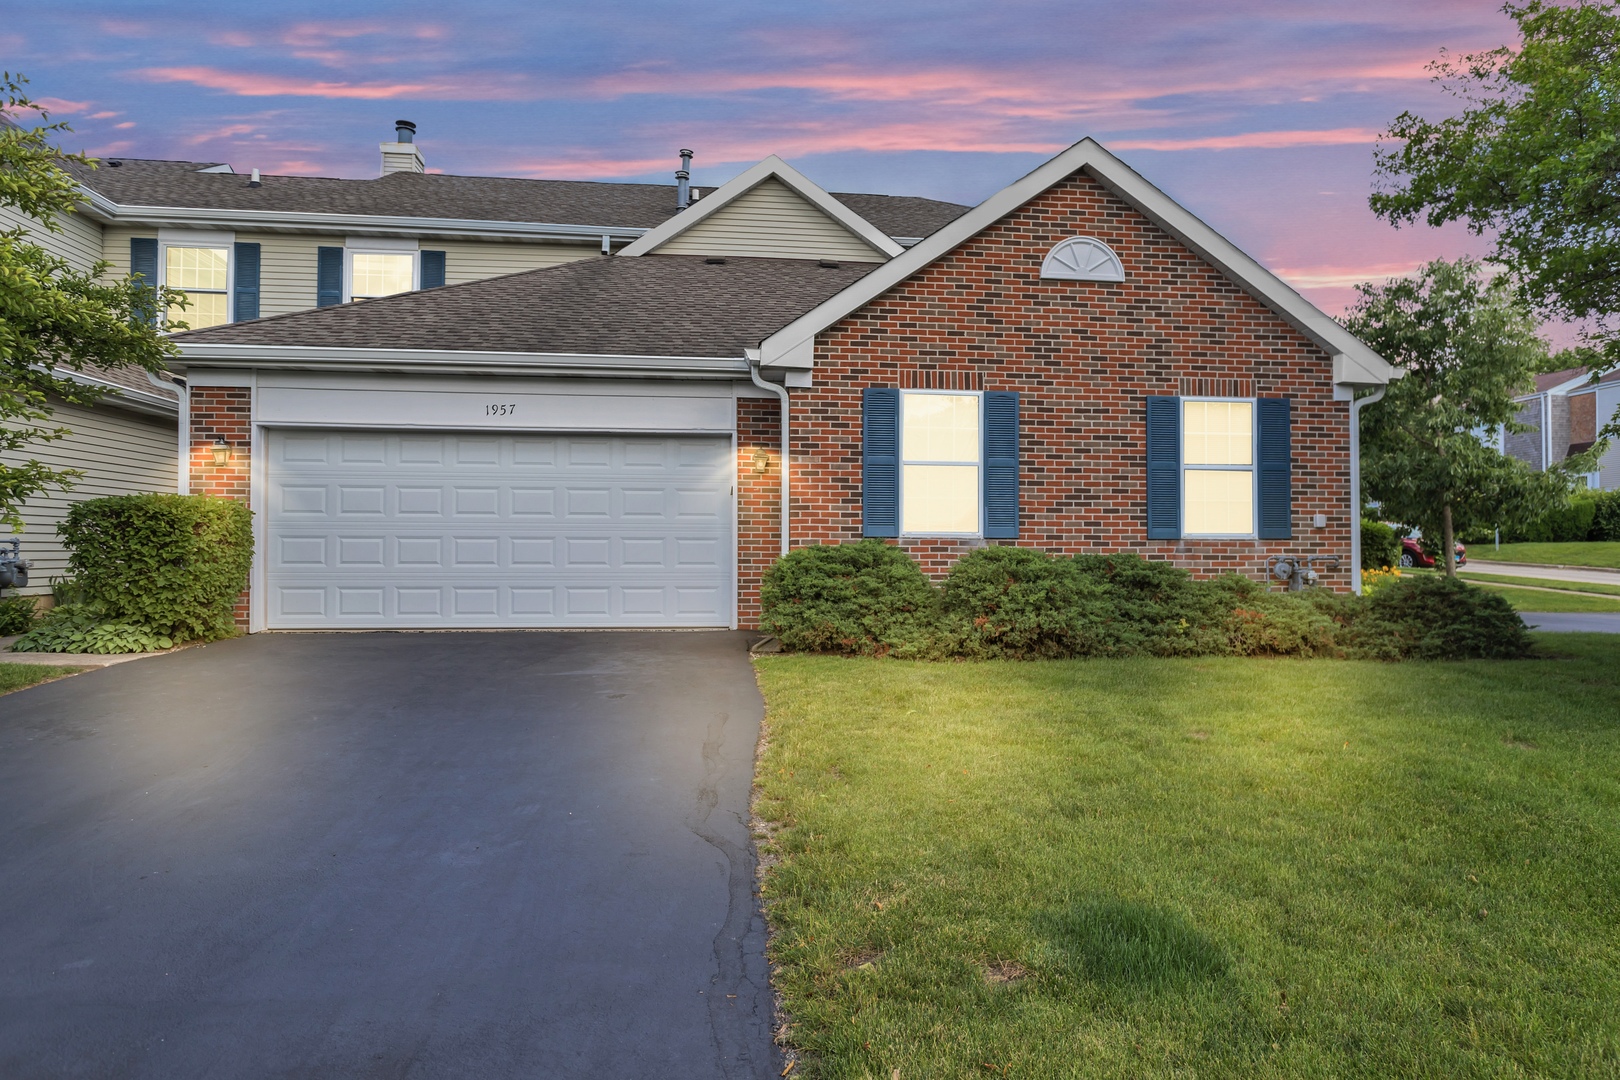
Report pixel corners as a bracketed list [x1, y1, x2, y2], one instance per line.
[188, 386, 253, 630]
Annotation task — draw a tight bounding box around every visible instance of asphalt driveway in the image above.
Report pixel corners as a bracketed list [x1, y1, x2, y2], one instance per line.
[0, 632, 776, 1079]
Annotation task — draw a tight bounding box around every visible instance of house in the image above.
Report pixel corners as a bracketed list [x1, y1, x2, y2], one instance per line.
[168, 138, 1399, 632]
[2, 123, 962, 595]
[1502, 366, 1620, 490]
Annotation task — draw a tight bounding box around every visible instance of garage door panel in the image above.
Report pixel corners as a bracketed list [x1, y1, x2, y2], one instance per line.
[266, 431, 732, 629]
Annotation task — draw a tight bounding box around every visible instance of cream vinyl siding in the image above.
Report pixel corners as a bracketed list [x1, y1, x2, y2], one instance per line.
[0, 203, 106, 273]
[438, 239, 598, 284]
[98, 224, 151, 280]
[2, 399, 178, 595]
[655, 178, 887, 262]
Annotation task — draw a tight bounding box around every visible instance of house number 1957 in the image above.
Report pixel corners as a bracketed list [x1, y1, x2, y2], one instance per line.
[485, 403, 517, 417]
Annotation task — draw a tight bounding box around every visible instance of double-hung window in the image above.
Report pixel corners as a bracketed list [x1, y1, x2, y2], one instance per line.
[1182, 399, 1255, 536]
[163, 244, 231, 329]
[348, 251, 417, 300]
[901, 391, 982, 535]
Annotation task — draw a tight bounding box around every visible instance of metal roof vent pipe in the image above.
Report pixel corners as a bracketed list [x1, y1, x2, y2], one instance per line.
[248, 168, 261, 187]
[381, 120, 424, 175]
[676, 148, 693, 209]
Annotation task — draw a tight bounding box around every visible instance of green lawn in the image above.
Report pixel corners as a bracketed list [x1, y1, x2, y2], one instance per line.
[1470, 583, 1620, 613]
[1483, 542, 1620, 569]
[0, 662, 85, 695]
[753, 637, 1620, 1079]
[1459, 571, 1620, 598]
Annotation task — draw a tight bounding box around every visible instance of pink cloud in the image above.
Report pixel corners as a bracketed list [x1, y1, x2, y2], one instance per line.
[136, 65, 534, 101]
[113, 121, 136, 130]
[35, 96, 91, 115]
[87, 110, 120, 120]
[1112, 128, 1382, 151]
[209, 30, 259, 47]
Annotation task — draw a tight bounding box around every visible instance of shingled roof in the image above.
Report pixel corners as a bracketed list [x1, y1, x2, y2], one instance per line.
[72, 158, 968, 240]
[172, 254, 878, 358]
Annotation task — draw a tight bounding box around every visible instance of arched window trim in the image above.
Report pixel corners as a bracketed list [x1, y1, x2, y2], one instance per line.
[1040, 236, 1126, 282]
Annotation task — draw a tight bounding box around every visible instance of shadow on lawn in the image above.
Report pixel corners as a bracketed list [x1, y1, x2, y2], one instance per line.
[1034, 897, 1229, 989]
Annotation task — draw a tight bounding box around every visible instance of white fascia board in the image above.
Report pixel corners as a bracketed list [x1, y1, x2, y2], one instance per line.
[617, 155, 904, 259]
[74, 188, 648, 245]
[759, 137, 1400, 386]
[53, 367, 180, 417]
[171, 342, 750, 380]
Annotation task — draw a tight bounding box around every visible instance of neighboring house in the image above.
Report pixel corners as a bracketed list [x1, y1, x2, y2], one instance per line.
[170, 138, 1399, 633]
[2, 124, 962, 595]
[1502, 366, 1620, 490]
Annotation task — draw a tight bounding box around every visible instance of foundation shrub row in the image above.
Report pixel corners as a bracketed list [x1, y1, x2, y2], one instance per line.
[760, 540, 1532, 662]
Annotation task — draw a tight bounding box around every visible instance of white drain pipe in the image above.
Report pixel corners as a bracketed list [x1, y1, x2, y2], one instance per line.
[746, 351, 790, 557]
[147, 371, 189, 495]
[1348, 385, 1386, 594]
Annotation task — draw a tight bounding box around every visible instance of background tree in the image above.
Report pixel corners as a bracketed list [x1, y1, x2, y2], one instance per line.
[1, 72, 183, 533]
[1370, 1, 1620, 360]
[1343, 259, 1602, 575]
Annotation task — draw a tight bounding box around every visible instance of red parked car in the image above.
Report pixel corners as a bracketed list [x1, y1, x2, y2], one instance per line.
[1399, 534, 1467, 569]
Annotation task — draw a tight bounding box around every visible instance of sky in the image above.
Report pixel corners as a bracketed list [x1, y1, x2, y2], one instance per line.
[5, 1, 1522, 316]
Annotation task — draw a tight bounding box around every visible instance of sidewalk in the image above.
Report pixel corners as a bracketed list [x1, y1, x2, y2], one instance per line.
[1462, 560, 1620, 586]
[0, 636, 190, 667]
[1520, 612, 1620, 634]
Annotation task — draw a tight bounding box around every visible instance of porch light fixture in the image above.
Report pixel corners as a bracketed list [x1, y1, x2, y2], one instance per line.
[751, 448, 771, 476]
[211, 442, 231, 467]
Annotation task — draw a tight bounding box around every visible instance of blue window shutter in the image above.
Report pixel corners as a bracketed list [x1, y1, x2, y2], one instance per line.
[420, 250, 446, 289]
[317, 246, 343, 307]
[862, 387, 900, 537]
[232, 242, 260, 322]
[130, 237, 158, 325]
[1145, 396, 1181, 540]
[1257, 397, 1293, 539]
[983, 391, 1019, 539]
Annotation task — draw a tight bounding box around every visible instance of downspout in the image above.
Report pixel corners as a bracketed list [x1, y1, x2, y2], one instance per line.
[746, 350, 790, 557]
[147, 371, 189, 495]
[1348, 384, 1386, 595]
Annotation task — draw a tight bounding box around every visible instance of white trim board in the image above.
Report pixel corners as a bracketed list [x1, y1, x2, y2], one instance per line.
[617, 156, 904, 260]
[757, 137, 1401, 387]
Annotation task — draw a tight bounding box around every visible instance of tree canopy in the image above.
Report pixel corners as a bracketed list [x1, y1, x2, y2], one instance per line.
[0, 72, 182, 533]
[1343, 259, 1600, 574]
[1370, 1, 1620, 357]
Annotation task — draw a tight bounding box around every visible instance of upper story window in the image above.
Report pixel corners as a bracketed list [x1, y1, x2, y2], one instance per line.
[1182, 399, 1254, 536]
[901, 390, 981, 535]
[349, 251, 416, 300]
[162, 244, 230, 329]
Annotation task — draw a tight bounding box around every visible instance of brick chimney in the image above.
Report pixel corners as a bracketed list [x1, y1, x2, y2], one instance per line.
[380, 120, 424, 175]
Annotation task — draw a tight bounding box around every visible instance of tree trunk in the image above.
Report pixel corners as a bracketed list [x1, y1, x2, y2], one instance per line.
[1441, 503, 1457, 579]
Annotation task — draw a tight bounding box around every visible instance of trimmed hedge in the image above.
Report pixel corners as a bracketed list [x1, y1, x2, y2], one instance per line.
[1508, 497, 1598, 543]
[760, 543, 1533, 662]
[14, 494, 252, 653]
[1360, 519, 1400, 570]
[1590, 490, 1620, 542]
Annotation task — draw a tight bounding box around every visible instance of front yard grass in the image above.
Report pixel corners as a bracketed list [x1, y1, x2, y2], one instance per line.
[753, 635, 1620, 1078]
[1459, 570, 1620, 597]
[0, 662, 86, 695]
[1485, 541, 1620, 569]
[1469, 582, 1620, 612]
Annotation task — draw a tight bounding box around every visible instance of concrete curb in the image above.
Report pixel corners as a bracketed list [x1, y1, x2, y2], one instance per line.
[0, 637, 197, 667]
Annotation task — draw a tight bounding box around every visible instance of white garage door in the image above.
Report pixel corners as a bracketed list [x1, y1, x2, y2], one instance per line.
[265, 430, 733, 629]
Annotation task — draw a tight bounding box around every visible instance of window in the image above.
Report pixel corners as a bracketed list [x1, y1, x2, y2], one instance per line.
[1182, 399, 1254, 535]
[348, 250, 416, 301]
[901, 391, 981, 534]
[163, 246, 230, 328]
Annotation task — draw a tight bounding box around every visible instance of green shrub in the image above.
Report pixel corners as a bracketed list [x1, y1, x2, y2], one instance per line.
[1589, 489, 1620, 542]
[1344, 575, 1531, 661]
[941, 547, 1114, 659]
[1510, 497, 1597, 543]
[12, 604, 175, 654]
[760, 539, 940, 657]
[1070, 553, 1234, 657]
[1360, 519, 1400, 569]
[57, 494, 252, 643]
[0, 593, 38, 635]
[1221, 585, 1344, 658]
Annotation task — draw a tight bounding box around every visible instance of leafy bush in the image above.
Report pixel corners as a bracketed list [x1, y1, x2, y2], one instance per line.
[1070, 553, 1235, 657]
[760, 539, 940, 657]
[1344, 575, 1532, 661]
[941, 546, 1113, 659]
[0, 593, 38, 635]
[1509, 497, 1597, 543]
[1589, 489, 1620, 542]
[1220, 585, 1343, 658]
[58, 494, 252, 643]
[1361, 519, 1400, 569]
[12, 604, 175, 654]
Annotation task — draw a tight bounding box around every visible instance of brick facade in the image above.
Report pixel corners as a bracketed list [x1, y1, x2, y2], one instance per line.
[187, 386, 253, 628]
[734, 169, 1354, 622]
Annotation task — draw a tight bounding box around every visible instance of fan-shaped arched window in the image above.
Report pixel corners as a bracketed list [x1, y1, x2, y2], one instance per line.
[1040, 236, 1125, 282]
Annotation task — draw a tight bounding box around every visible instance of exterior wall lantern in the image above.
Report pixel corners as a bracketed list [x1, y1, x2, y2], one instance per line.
[211, 442, 231, 467]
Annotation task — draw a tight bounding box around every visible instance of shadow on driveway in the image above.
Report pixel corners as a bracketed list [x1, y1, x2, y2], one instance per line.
[0, 631, 776, 1079]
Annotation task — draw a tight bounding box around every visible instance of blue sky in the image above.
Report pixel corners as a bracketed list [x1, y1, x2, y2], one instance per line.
[7, 1, 1518, 313]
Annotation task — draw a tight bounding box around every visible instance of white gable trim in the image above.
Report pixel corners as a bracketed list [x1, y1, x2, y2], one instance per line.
[758, 138, 1400, 386]
[617, 155, 904, 260]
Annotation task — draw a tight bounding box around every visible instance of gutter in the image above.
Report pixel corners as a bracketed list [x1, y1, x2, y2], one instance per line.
[171, 343, 751, 380]
[746, 349, 790, 557]
[146, 372, 190, 495]
[53, 368, 180, 417]
[1348, 385, 1386, 595]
